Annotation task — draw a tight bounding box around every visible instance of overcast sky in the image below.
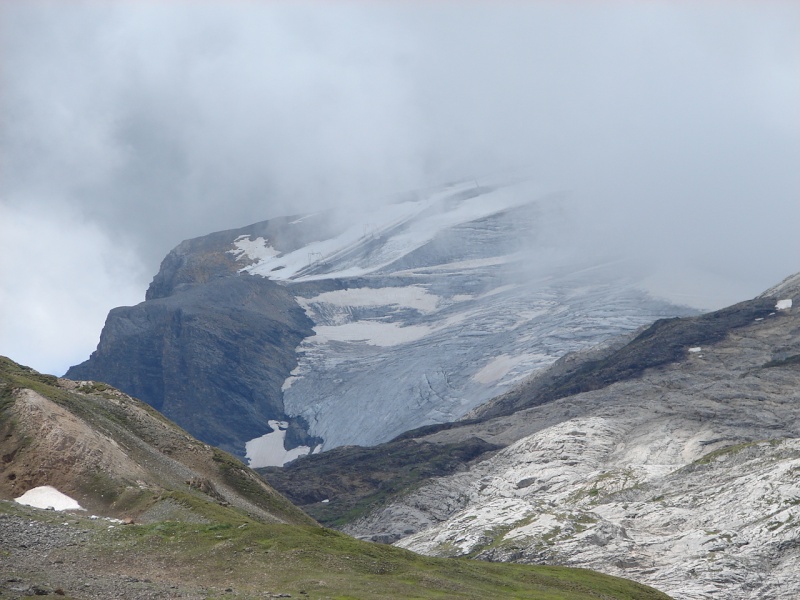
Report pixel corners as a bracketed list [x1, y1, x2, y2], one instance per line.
[1, 1, 798, 376]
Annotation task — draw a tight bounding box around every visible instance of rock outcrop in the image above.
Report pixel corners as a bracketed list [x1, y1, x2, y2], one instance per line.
[67, 272, 316, 458]
[334, 283, 800, 600]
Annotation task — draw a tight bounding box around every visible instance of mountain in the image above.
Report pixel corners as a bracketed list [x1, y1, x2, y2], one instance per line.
[0, 357, 673, 600]
[0, 356, 312, 525]
[267, 274, 799, 600]
[67, 178, 693, 464]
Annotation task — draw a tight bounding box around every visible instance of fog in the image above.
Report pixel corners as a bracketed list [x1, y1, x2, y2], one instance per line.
[1, 1, 798, 375]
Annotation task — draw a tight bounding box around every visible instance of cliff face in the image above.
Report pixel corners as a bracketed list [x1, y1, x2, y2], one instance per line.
[67, 241, 316, 457]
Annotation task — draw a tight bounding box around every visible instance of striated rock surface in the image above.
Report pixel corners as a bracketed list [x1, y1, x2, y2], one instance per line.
[339, 285, 800, 600]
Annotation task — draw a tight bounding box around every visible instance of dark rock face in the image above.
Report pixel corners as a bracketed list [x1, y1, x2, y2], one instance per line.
[67, 271, 316, 458]
[258, 436, 499, 528]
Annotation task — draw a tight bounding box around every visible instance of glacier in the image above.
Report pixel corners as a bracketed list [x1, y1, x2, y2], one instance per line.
[229, 179, 694, 458]
[68, 177, 696, 464]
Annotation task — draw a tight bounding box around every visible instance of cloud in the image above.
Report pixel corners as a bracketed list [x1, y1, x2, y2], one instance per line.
[0, 200, 145, 375]
[1, 1, 798, 373]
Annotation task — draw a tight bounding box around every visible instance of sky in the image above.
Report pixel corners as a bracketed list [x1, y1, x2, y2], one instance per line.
[1, 1, 798, 376]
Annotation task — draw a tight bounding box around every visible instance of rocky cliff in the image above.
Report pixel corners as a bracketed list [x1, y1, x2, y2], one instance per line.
[67, 268, 317, 458]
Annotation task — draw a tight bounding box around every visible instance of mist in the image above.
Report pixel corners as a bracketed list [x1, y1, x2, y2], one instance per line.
[1, 1, 798, 375]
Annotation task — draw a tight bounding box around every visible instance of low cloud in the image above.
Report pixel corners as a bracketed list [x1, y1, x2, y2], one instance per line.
[1, 1, 798, 373]
[0, 201, 145, 375]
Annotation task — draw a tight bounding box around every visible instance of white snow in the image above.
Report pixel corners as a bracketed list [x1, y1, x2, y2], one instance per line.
[776, 299, 793, 310]
[229, 236, 280, 263]
[688, 347, 702, 353]
[472, 354, 530, 384]
[395, 255, 517, 276]
[15, 486, 84, 511]
[245, 420, 311, 468]
[288, 213, 320, 225]
[281, 365, 303, 392]
[299, 286, 440, 314]
[311, 322, 433, 347]
[241, 180, 543, 283]
[480, 284, 518, 298]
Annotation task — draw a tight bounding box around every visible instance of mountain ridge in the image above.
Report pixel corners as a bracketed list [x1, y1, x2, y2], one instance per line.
[67, 179, 695, 463]
[302, 277, 800, 600]
[1, 356, 675, 600]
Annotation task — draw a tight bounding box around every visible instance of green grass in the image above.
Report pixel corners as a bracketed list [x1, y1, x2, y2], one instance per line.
[693, 439, 783, 466]
[0, 356, 674, 599]
[105, 516, 672, 599]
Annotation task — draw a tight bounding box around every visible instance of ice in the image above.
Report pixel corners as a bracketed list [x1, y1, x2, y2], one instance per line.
[311, 321, 433, 347]
[242, 180, 542, 283]
[299, 285, 440, 314]
[472, 353, 552, 386]
[15, 486, 84, 511]
[472, 354, 527, 384]
[245, 420, 312, 468]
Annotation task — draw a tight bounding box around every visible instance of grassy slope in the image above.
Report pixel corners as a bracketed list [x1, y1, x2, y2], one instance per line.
[0, 357, 672, 599]
[1, 499, 672, 600]
[0, 356, 311, 526]
[259, 436, 499, 528]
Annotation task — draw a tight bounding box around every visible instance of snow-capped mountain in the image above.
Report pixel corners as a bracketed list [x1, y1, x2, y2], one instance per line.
[68, 179, 694, 465]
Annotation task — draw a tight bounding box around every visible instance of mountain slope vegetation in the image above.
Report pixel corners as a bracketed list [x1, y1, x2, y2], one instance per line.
[0, 357, 673, 599]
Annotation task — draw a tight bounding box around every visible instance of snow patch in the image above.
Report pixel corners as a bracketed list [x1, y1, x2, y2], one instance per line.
[472, 354, 529, 384]
[289, 213, 319, 225]
[229, 236, 280, 263]
[242, 180, 543, 282]
[312, 322, 433, 347]
[15, 486, 84, 511]
[300, 286, 440, 314]
[394, 254, 517, 276]
[245, 420, 312, 468]
[481, 284, 518, 298]
[688, 347, 702, 353]
[776, 299, 793, 310]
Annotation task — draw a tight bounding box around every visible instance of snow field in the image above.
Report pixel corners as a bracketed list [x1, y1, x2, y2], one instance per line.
[15, 486, 84, 511]
[245, 420, 313, 468]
